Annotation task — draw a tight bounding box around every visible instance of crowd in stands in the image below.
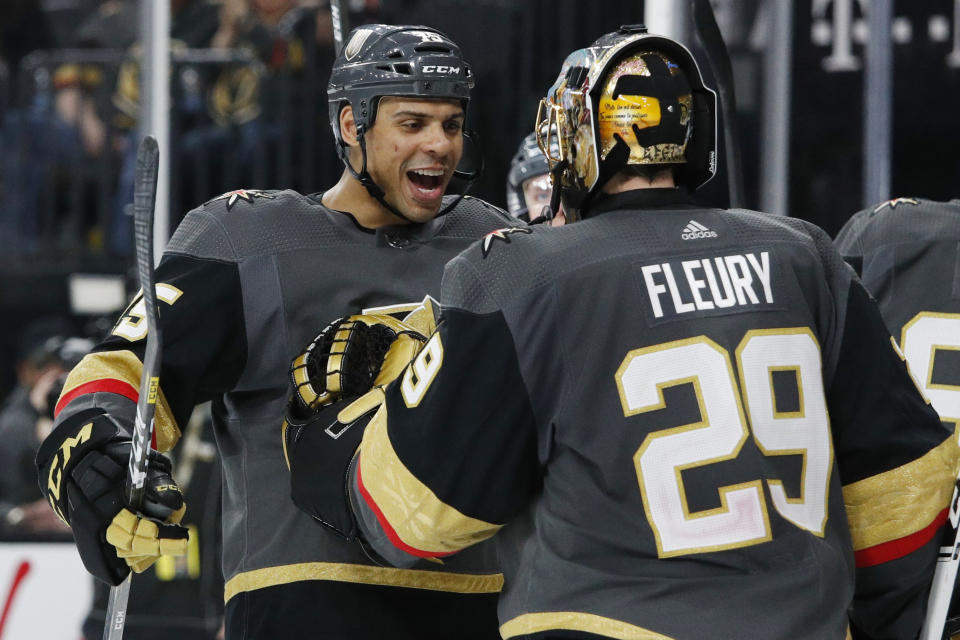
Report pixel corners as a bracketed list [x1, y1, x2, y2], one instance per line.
[0, 1, 644, 548]
[0, 0, 377, 549]
[0, 0, 382, 260]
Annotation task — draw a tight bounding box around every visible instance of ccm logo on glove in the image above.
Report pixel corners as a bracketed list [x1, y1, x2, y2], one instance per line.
[46, 421, 94, 522]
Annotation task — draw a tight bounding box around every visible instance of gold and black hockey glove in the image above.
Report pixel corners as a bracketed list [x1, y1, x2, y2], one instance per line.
[284, 311, 429, 539]
[288, 313, 428, 413]
[36, 410, 189, 585]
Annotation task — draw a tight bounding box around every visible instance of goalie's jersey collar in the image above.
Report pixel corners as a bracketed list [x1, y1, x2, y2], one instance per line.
[585, 188, 697, 218]
[306, 191, 445, 248]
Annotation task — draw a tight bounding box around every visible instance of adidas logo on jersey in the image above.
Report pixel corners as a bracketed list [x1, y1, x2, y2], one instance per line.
[681, 220, 718, 240]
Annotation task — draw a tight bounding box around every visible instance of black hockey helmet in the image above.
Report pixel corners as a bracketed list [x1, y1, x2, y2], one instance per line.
[327, 24, 480, 221]
[536, 25, 717, 219]
[506, 131, 550, 220]
[328, 24, 474, 141]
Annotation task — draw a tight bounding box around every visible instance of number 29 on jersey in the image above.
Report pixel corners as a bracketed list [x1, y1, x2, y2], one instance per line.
[616, 328, 832, 558]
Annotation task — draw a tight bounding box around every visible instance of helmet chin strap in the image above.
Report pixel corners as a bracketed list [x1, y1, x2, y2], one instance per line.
[340, 128, 478, 226]
[342, 128, 415, 224]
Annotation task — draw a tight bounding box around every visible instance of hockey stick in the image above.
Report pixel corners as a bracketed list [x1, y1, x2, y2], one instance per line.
[102, 136, 163, 640]
[691, 0, 744, 208]
[329, 0, 349, 57]
[919, 476, 960, 640]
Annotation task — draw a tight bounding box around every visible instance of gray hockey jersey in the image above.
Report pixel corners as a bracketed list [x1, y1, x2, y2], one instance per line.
[836, 197, 960, 637]
[836, 197, 960, 427]
[835, 198, 960, 331]
[348, 189, 956, 640]
[52, 189, 515, 637]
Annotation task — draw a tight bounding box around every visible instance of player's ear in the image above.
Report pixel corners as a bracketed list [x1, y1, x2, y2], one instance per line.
[340, 105, 359, 148]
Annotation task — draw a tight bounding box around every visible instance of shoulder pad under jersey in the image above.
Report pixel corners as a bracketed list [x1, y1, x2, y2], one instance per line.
[170, 189, 337, 261]
[439, 195, 524, 239]
[842, 197, 960, 249]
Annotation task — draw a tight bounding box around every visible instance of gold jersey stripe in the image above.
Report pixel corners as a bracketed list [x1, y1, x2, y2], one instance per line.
[59, 350, 181, 451]
[500, 612, 676, 640]
[843, 434, 960, 551]
[358, 406, 502, 555]
[223, 561, 503, 602]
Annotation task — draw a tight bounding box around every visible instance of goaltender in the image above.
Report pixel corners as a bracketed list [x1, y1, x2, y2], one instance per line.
[285, 25, 956, 640]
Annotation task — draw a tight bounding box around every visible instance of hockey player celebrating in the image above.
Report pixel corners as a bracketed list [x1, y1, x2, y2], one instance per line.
[284, 25, 957, 639]
[36, 24, 513, 639]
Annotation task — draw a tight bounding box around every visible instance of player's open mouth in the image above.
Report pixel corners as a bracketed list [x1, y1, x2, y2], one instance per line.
[406, 168, 445, 202]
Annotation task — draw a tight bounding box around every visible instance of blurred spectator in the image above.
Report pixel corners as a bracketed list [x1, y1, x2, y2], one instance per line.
[0, 318, 92, 540]
[2, 0, 347, 259]
[4, 0, 229, 257]
[0, 1, 56, 252]
[54, 0, 139, 159]
[206, 0, 337, 196]
[264, 2, 340, 193]
[212, 0, 297, 52]
[1, 1, 139, 256]
[108, 0, 287, 255]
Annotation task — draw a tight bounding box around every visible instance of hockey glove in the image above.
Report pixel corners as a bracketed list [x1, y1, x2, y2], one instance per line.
[36, 410, 189, 585]
[289, 314, 427, 413]
[284, 312, 429, 538]
[396, 296, 440, 337]
[284, 388, 385, 539]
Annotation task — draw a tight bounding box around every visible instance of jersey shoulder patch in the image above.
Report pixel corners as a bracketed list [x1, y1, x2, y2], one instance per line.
[480, 226, 532, 258]
[872, 197, 920, 214]
[203, 188, 279, 211]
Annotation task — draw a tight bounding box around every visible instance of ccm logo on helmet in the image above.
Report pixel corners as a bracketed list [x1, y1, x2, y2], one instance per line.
[422, 65, 460, 74]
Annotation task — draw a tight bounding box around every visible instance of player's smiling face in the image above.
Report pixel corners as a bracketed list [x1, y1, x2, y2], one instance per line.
[364, 97, 464, 223]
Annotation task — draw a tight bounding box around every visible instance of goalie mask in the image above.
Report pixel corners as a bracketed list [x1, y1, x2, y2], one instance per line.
[327, 24, 481, 221]
[536, 25, 717, 218]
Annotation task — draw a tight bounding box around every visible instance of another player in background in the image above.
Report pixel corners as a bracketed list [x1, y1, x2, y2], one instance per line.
[36, 24, 513, 639]
[286, 25, 956, 639]
[834, 198, 960, 392]
[506, 130, 558, 225]
[0, 322, 86, 540]
[835, 197, 960, 638]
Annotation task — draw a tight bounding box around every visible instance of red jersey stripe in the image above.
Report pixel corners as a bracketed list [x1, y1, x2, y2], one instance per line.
[54, 379, 139, 417]
[855, 507, 949, 568]
[355, 453, 458, 560]
[53, 378, 158, 449]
